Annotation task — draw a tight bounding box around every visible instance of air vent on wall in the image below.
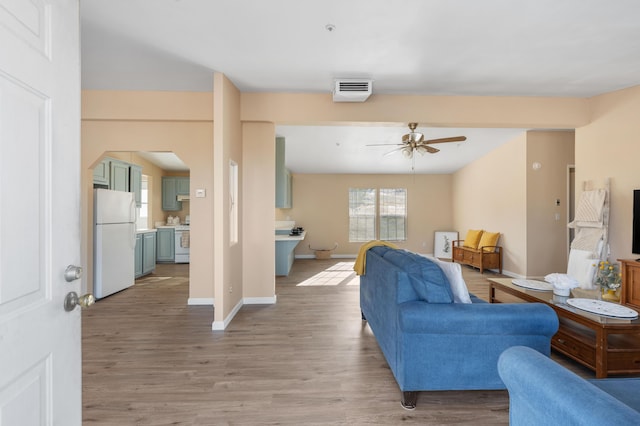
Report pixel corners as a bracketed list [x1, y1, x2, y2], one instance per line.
[332, 79, 373, 102]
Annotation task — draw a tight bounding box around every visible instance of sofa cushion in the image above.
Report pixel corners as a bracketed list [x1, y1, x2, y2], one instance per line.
[382, 249, 453, 303]
[478, 231, 500, 252]
[427, 256, 472, 303]
[463, 229, 483, 249]
[590, 378, 640, 411]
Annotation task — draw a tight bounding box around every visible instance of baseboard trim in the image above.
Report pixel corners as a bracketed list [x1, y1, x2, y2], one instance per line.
[500, 269, 520, 278]
[212, 298, 244, 331]
[188, 297, 214, 305]
[243, 296, 277, 304]
[295, 254, 358, 259]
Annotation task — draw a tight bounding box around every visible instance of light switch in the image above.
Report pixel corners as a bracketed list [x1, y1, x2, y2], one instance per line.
[195, 189, 206, 198]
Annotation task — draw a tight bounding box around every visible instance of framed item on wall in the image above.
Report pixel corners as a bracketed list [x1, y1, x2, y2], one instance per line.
[434, 231, 458, 260]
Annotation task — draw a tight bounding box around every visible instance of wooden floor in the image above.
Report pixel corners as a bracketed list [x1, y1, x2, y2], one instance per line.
[82, 259, 589, 425]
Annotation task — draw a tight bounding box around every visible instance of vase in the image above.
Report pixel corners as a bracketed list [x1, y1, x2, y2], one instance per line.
[601, 287, 621, 303]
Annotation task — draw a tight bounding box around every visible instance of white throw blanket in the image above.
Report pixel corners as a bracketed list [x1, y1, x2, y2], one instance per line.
[570, 227, 603, 255]
[568, 188, 606, 228]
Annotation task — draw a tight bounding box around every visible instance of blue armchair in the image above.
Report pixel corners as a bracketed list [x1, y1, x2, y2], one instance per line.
[498, 346, 640, 425]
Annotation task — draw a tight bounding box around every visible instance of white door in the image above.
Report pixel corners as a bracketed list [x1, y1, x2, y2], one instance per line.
[0, 1, 83, 425]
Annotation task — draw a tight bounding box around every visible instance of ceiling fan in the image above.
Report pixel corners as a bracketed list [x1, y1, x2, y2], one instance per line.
[368, 123, 467, 159]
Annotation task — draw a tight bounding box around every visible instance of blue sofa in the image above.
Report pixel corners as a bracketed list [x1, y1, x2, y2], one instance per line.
[499, 346, 640, 425]
[359, 246, 559, 409]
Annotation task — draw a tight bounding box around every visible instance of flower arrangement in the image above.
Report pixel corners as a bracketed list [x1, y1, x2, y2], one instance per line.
[595, 261, 622, 290]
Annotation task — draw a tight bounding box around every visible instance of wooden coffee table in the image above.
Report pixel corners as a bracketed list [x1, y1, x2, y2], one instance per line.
[488, 278, 640, 378]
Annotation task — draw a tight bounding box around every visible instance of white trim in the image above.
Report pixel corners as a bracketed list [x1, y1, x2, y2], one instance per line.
[243, 296, 277, 304]
[188, 297, 214, 306]
[499, 269, 520, 279]
[295, 254, 357, 259]
[211, 298, 243, 331]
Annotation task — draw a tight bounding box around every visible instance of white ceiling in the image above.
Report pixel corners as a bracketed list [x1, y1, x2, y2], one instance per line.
[136, 152, 189, 172]
[81, 0, 640, 173]
[277, 125, 528, 174]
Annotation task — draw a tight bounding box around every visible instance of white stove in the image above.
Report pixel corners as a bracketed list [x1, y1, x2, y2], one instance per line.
[174, 225, 190, 263]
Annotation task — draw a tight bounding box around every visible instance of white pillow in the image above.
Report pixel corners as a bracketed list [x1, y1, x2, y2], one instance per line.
[567, 248, 599, 290]
[423, 255, 472, 303]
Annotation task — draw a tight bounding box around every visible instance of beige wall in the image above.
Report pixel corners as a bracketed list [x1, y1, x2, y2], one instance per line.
[241, 93, 590, 128]
[452, 131, 575, 277]
[81, 93, 214, 303]
[243, 122, 276, 298]
[279, 174, 453, 256]
[526, 131, 575, 277]
[576, 85, 640, 262]
[453, 134, 528, 275]
[212, 73, 243, 325]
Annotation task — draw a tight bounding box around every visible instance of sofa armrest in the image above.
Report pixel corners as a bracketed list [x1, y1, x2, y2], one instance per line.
[499, 346, 640, 425]
[398, 302, 558, 336]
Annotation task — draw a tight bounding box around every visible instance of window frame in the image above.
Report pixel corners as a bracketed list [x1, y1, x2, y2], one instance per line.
[348, 187, 407, 242]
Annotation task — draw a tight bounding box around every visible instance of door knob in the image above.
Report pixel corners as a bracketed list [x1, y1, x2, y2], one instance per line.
[64, 291, 95, 312]
[64, 265, 83, 282]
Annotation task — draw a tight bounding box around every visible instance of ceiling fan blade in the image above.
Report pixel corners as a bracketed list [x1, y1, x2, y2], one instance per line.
[424, 136, 467, 144]
[383, 146, 405, 156]
[416, 144, 439, 154]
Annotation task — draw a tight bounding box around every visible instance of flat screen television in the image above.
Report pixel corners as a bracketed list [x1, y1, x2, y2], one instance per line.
[633, 190, 640, 257]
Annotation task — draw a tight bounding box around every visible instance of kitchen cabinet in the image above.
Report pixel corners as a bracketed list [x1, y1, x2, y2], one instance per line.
[176, 177, 190, 195]
[162, 177, 180, 211]
[93, 159, 110, 186]
[162, 176, 190, 211]
[135, 231, 157, 278]
[156, 227, 175, 262]
[93, 157, 142, 207]
[141, 231, 156, 274]
[109, 160, 130, 192]
[275, 231, 306, 276]
[135, 234, 143, 277]
[275, 137, 292, 208]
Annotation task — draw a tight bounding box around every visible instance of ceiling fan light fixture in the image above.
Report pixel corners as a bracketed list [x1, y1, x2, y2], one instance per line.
[402, 147, 413, 158]
[416, 146, 427, 155]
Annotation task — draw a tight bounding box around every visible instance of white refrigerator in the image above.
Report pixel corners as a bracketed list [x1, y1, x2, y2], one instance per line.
[93, 188, 136, 299]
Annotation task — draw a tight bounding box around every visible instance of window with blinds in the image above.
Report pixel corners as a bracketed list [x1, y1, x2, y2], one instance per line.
[379, 188, 407, 241]
[349, 187, 406, 242]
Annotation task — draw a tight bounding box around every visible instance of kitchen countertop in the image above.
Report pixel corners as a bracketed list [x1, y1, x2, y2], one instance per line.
[275, 231, 306, 241]
[136, 228, 157, 234]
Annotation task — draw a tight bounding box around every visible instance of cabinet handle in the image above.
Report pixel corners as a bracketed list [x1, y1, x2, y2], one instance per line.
[557, 339, 566, 344]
